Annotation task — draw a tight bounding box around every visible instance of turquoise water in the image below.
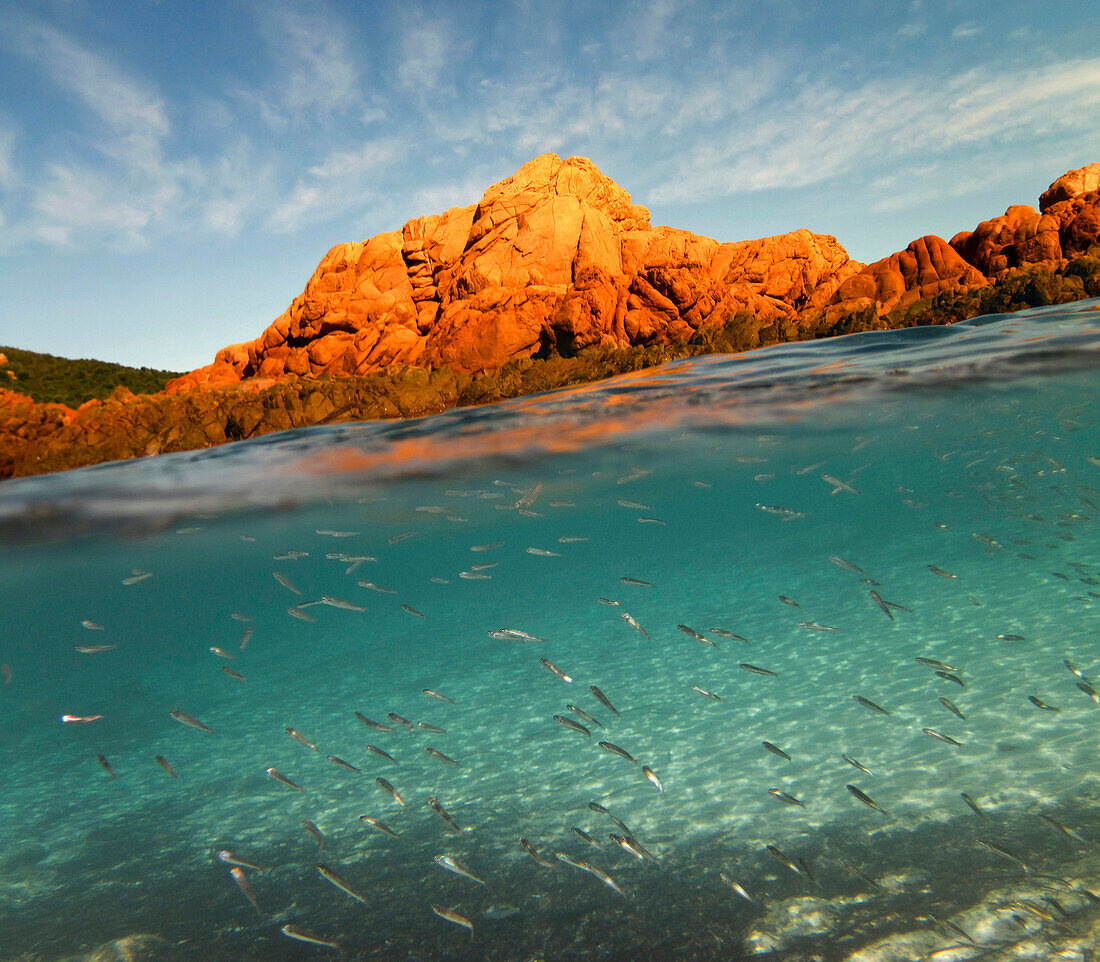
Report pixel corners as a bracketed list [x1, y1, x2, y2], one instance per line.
[3, 301, 1100, 961]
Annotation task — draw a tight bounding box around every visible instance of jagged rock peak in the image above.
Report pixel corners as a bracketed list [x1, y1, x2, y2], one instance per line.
[478, 153, 652, 231]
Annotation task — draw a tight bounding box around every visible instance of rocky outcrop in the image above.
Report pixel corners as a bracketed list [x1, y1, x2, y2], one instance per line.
[1040, 162, 1100, 212]
[825, 235, 988, 319]
[819, 164, 1100, 319]
[174, 156, 1100, 392]
[169, 154, 861, 389]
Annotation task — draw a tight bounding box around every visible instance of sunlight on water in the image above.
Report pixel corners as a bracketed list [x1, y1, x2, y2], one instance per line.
[2, 301, 1100, 961]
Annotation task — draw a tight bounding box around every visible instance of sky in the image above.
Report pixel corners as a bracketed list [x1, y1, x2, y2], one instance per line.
[0, 0, 1098, 372]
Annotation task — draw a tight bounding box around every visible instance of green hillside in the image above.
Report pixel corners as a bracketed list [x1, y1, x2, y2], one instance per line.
[0, 345, 183, 407]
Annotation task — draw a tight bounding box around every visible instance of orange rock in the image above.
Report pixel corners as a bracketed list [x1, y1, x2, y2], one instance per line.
[829, 236, 988, 316]
[1039, 163, 1100, 212]
[173, 154, 861, 383]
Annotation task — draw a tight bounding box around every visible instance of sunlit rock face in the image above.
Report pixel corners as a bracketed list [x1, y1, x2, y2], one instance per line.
[169, 156, 1100, 392]
[167, 154, 863, 388]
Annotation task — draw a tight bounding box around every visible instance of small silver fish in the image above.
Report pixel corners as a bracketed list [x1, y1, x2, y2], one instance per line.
[302, 819, 325, 850]
[830, 556, 867, 574]
[280, 925, 340, 950]
[678, 625, 716, 646]
[217, 850, 263, 870]
[566, 704, 603, 728]
[427, 796, 462, 834]
[852, 695, 890, 715]
[1028, 695, 1060, 711]
[286, 727, 319, 751]
[762, 741, 791, 761]
[622, 612, 649, 638]
[431, 904, 474, 935]
[359, 815, 400, 837]
[376, 777, 405, 806]
[719, 873, 754, 901]
[230, 867, 262, 914]
[169, 710, 216, 734]
[939, 697, 966, 720]
[598, 741, 637, 763]
[520, 837, 554, 866]
[425, 747, 459, 766]
[327, 755, 361, 773]
[266, 768, 305, 792]
[319, 595, 365, 612]
[922, 728, 962, 746]
[769, 789, 804, 807]
[740, 663, 778, 676]
[756, 504, 805, 521]
[842, 754, 873, 775]
[961, 793, 989, 820]
[355, 713, 393, 732]
[539, 658, 573, 683]
[317, 864, 367, 903]
[977, 838, 1029, 873]
[589, 686, 620, 715]
[273, 572, 301, 595]
[434, 854, 486, 885]
[847, 784, 888, 816]
[554, 714, 591, 738]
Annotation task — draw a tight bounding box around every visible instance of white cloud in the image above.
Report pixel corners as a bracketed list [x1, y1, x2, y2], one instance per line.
[0, 127, 16, 189]
[646, 57, 1100, 205]
[626, 0, 693, 62]
[21, 23, 169, 175]
[200, 142, 277, 236]
[267, 139, 403, 233]
[951, 22, 982, 40]
[396, 16, 455, 93]
[253, 3, 361, 125]
[32, 164, 153, 247]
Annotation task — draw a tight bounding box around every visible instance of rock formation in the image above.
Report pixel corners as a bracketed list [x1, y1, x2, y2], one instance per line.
[168, 154, 862, 390]
[171, 157, 1100, 394]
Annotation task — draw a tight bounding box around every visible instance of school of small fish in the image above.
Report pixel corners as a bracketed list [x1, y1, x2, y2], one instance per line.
[5, 382, 1100, 961]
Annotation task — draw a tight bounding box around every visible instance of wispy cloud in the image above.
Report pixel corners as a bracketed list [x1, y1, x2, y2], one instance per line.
[951, 22, 982, 40]
[252, 2, 362, 126]
[647, 57, 1100, 205]
[396, 15, 456, 93]
[0, 126, 16, 189]
[6, 21, 184, 248]
[31, 164, 154, 246]
[267, 139, 404, 233]
[19, 22, 170, 175]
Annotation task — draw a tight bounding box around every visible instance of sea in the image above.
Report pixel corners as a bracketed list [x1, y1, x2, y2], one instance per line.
[2, 299, 1100, 962]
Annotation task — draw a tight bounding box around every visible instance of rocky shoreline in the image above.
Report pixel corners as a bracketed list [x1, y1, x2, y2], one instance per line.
[2, 157, 1097, 481]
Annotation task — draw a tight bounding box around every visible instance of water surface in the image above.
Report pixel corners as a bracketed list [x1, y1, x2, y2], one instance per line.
[3, 301, 1100, 961]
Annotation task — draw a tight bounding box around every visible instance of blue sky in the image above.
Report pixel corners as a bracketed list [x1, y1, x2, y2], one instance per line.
[0, 0, 1097, 371]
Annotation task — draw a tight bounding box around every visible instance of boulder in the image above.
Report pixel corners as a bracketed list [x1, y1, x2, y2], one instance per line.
[829, 235, 988, 316]
[1039, 162, 1100, 212]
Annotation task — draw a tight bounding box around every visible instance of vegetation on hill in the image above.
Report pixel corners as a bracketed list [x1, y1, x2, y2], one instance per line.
[0, 345, 182, 408]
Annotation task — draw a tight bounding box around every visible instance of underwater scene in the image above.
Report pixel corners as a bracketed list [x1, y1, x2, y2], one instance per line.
[4, 300, 1100, 962]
